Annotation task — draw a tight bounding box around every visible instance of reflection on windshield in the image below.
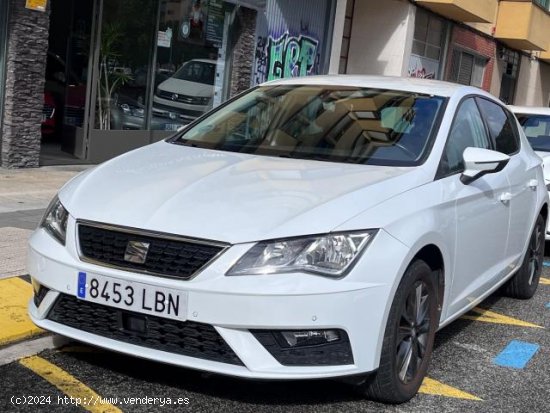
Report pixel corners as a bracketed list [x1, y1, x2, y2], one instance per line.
[518, 114, 550, 152]
[172, 85, 445, 166]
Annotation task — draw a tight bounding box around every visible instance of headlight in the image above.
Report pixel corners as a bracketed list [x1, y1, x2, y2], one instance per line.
[227, 231, 377, 278]
[40, 196, 68, 245]
[120, 103, 145, 118]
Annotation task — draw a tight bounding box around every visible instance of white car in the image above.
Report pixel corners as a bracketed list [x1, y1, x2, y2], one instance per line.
[510, 105, 550, 239]
[153, 59, 216, 127]
[28, 76, 547, 404]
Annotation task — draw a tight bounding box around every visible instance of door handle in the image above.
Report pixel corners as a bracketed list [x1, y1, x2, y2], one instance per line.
[499, 192, 512, 203]
[528, 179, 538, 190]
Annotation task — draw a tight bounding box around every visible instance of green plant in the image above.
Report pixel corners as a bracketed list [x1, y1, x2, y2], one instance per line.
[96, 23, 132, 130]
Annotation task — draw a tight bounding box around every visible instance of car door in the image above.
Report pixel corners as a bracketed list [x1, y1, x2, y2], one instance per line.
[476, 98, 538, 265]
[437, 97, 511, 318]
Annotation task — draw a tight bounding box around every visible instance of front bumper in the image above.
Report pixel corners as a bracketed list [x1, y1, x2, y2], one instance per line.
[28, 221, 407, 379]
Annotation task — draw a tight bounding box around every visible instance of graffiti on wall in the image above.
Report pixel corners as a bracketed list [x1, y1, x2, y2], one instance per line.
[408, 55, 438, 80]
[254, 32, 319, 84]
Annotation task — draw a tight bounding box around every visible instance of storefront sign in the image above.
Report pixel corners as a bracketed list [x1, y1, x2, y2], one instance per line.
[258, 33, 319, 82]
[25, 0, 48, 12]
[408, 54, 439, 79]
[206, 0, 224, 47]
[157, 29, 172, 48]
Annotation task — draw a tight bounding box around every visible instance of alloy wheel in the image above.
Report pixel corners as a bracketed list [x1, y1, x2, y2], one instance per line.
[528, 221, 544, 286]
[396, 281, 430, 384]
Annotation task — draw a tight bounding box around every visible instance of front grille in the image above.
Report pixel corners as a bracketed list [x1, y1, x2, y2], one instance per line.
[152, 103, 205, 119]
[78, 223, 226, 280]
[64, 106, 85, 127]
[42, 104, 55, 118]
[157, 90, 208, 105]
[48, 294, 243, 365]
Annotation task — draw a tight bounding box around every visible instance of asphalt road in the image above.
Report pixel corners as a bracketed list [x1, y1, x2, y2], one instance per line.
[0, 242, 548, 412]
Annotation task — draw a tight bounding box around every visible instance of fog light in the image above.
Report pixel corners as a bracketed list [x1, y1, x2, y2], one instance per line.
[280, 330, 341, 347]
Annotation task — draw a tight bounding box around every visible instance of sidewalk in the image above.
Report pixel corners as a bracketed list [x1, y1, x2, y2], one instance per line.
[0, 165, 91, 279]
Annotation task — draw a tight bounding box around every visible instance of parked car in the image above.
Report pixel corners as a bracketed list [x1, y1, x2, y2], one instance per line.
[42, 51, 87, 138]
[111, 94, 183, 131]
[41, 91, 56, 137]
[152, 58, 216, 126]
[29, 76, 547, 404]
[510, 105, 550, 239]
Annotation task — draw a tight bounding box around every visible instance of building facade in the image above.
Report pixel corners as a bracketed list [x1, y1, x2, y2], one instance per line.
[3, 0, 550, 168]
[340, 0, 550, 107]
[0, 0, 339, 168]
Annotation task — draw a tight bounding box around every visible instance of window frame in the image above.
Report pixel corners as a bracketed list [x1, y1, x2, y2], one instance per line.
[413, 9, 446, 62]
[436, 94, 522, 180]
[436, 95, 495, 180]
[474, 96, 521, 157]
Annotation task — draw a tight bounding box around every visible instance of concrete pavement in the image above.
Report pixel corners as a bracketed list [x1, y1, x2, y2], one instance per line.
[0, 165, 90, 280]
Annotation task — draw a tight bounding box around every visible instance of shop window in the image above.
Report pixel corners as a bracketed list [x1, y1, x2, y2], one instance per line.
[449, 49, 486, 88]
[498, 47, 520, 105]
[412, 9, 445, 62]
[94, 0, 157, 131]
[409, 8, 447, 80]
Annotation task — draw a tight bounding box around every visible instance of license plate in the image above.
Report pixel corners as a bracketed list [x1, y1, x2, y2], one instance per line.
[76, 272, 187, 321]
[164, 123, 182, 131]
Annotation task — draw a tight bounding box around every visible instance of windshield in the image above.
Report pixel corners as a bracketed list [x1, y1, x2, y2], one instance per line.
[172, 85, 445, 166]
[173, 61, 215, 85]
[517, 114, 550, 152]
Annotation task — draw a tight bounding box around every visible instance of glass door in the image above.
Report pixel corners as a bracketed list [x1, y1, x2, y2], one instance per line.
[93, 0, 157, 132]
[152, 0, 226, 131]
[41, 0, 94, 163]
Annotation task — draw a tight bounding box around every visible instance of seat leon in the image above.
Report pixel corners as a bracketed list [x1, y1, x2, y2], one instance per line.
[28, 76, 547, 404]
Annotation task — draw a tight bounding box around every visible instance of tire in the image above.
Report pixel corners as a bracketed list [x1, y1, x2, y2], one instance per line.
[504, 214, 545, 299]
[357, 259, 439, 404]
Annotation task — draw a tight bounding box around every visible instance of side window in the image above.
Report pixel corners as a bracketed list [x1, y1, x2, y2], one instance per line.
[439, 98, 491, 176]
[476, 98, 520, 155]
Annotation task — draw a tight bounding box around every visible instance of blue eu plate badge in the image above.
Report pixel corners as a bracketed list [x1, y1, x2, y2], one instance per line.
[77, 272, 86, 298]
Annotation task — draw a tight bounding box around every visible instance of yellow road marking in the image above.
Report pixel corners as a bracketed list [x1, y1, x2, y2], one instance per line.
[540, 277, 550, 285]
[0, 277, 43, 345]
[419, 377, 482, 401]
[19, 356, 121, 413]
[461, 307, 543, 329]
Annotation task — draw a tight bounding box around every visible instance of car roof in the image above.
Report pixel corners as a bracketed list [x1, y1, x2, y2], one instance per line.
[188, 58, 217, 65]
[508, 105, 550, 116]
[262, 75, 486, 98]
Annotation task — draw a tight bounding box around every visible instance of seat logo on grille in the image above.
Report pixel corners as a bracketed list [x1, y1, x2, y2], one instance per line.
[124, 241, 150, 264]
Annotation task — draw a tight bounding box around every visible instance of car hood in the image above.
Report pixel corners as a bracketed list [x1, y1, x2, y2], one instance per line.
[60, 142, 430, 244]
[158, 77, 213, 97]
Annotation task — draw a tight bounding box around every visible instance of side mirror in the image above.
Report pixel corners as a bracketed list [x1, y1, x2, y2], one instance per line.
[460, 147, 510, 185]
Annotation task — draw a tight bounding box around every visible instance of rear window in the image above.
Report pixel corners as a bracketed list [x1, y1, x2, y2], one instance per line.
[517, 114, 550, 152]
[172, 85, 446, 166]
